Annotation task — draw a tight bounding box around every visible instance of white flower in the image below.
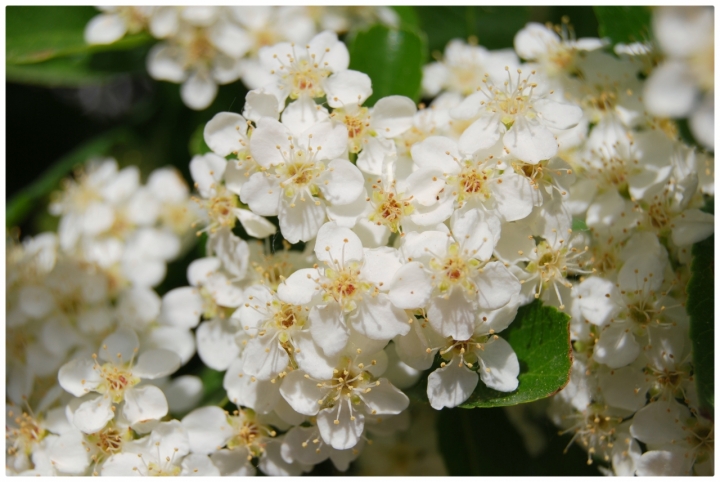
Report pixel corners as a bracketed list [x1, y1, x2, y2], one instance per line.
[84, 7, 152, 45]
[278, 222, 410, 356]
[242, 118, 363, 243]
[644, 7, 714, 149]
[146, 11, 248, 110]
[514, 21, 604, 78]
[407, 136, 535, 224]
[279, 345, 408, 450]
[101, 420, 216, 476]
[57, 327, 180, 433]
[450, 66, 583, 161]
[389, 209, 520, 340]
[253, 30, 352, 106]
[423, 39, 520, 97]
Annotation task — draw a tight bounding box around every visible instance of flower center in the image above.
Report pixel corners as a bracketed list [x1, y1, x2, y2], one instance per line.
[332, 107, 370, 153]
[322, 263, 369, 311]
[368, 183, 414, 233]
[6, 410, 45, 457]
[429, 243, 480, 294]
[193, 184, 239, 235]
[96, 360, 139, 403]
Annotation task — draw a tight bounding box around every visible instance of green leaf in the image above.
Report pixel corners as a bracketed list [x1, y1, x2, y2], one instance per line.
[189, 123, 212, 156]
[348, 25, 426, 105]
[6, 54, 117, 86]
[390, 6, 420, 31]
[416, 6, 531, 54]
[593, 6, 652, 46]
[687, 220, 714, 416]
[463, 301, 572, 407]
[7, 6, 152, 65]
[6, 128, 134, 228]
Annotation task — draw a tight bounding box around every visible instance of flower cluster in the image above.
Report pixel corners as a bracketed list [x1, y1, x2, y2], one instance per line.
[7, 7, 714, 476]
[85, 6, 398, 110]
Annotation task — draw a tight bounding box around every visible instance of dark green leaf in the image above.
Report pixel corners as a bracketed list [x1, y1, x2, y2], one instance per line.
[188, 124, 212, 157]
[593, 6, 652, 46]
[416, 6, 530, 55]
[7, 6, 153, 65]
[6, 128, 134, 228]
[687, 225, 714, 417]
[199, 367, 226, 406]
[390, 6, 420, 31]
[462, 301, 572, 407]
[349, 25, 427, 105]
[6, 54, 119, 87]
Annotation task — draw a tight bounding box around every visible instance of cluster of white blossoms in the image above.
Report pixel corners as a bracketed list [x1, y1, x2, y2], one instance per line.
[8, 7, 714, 477]
[84, 6, 398, 110]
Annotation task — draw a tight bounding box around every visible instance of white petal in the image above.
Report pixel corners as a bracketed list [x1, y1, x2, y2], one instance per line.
[576, 277, 622, 326]
[325, 70, 373, 108]
[181, 453, 221, 476]
[350, 294, 411, 340]
[204, 112, 248, 157]
[243, 89, 281, 122]
[314, 222, 364, 265]
[160, 287, 203, 329]
[371, 96, 417, 137]
[277, 268, 320, 306]
[281, 97, 330, 137]
[58, 359, 101, 397]
[358, 378, 409, 415]
[181, 73, 218, 111]
[211, 449, 256, 476]
[73, 395, 114, 434]
[317, 159, 365, 205]
[388, 261, 432, 310]
[534, 99, 583, 130]
[360, 246, 402, 287]
[181, 406, 233, 455]
[242, 335, 289, 380]
[235, 208, 277, 238]
[503, 119, 557, 163]
[643, 61, 696, 117]
[491, 173, 534, 222]
[123, 385, 169, 426]
[133, 349, 181, 379]
[240, 172, 281, 216]
[636, 448, 691, 476]
[451, 208, 500, 259]
[671, 209, 714, 246]
[458, 115, 502, 155]
[477, 337, 519, 392]
[598, 366, 649, 412]
[196, 318, 242, 371]
[309, 304, 350, 358]
[630, 400, 690, 445]
[316, 402, 364, 451]
[84, 13, 127, 45]
[593, 324, 640, 369]
[427, 358, 478, 409]
[428, 288, 476, 340]
[514, 23, 559, 60]
[299, 120, 348, 161]
[223, 358, 281, 413]
[293, 331, 337, 380]
[410, 136, 461, 171]
[475, 261, 521, 311]
[279, 370, 326, 416]
[278, 195, 326, 244]
[99, 327, 139, 363]
[189, 153, 226, 198]
[209, 20, 252, 58]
